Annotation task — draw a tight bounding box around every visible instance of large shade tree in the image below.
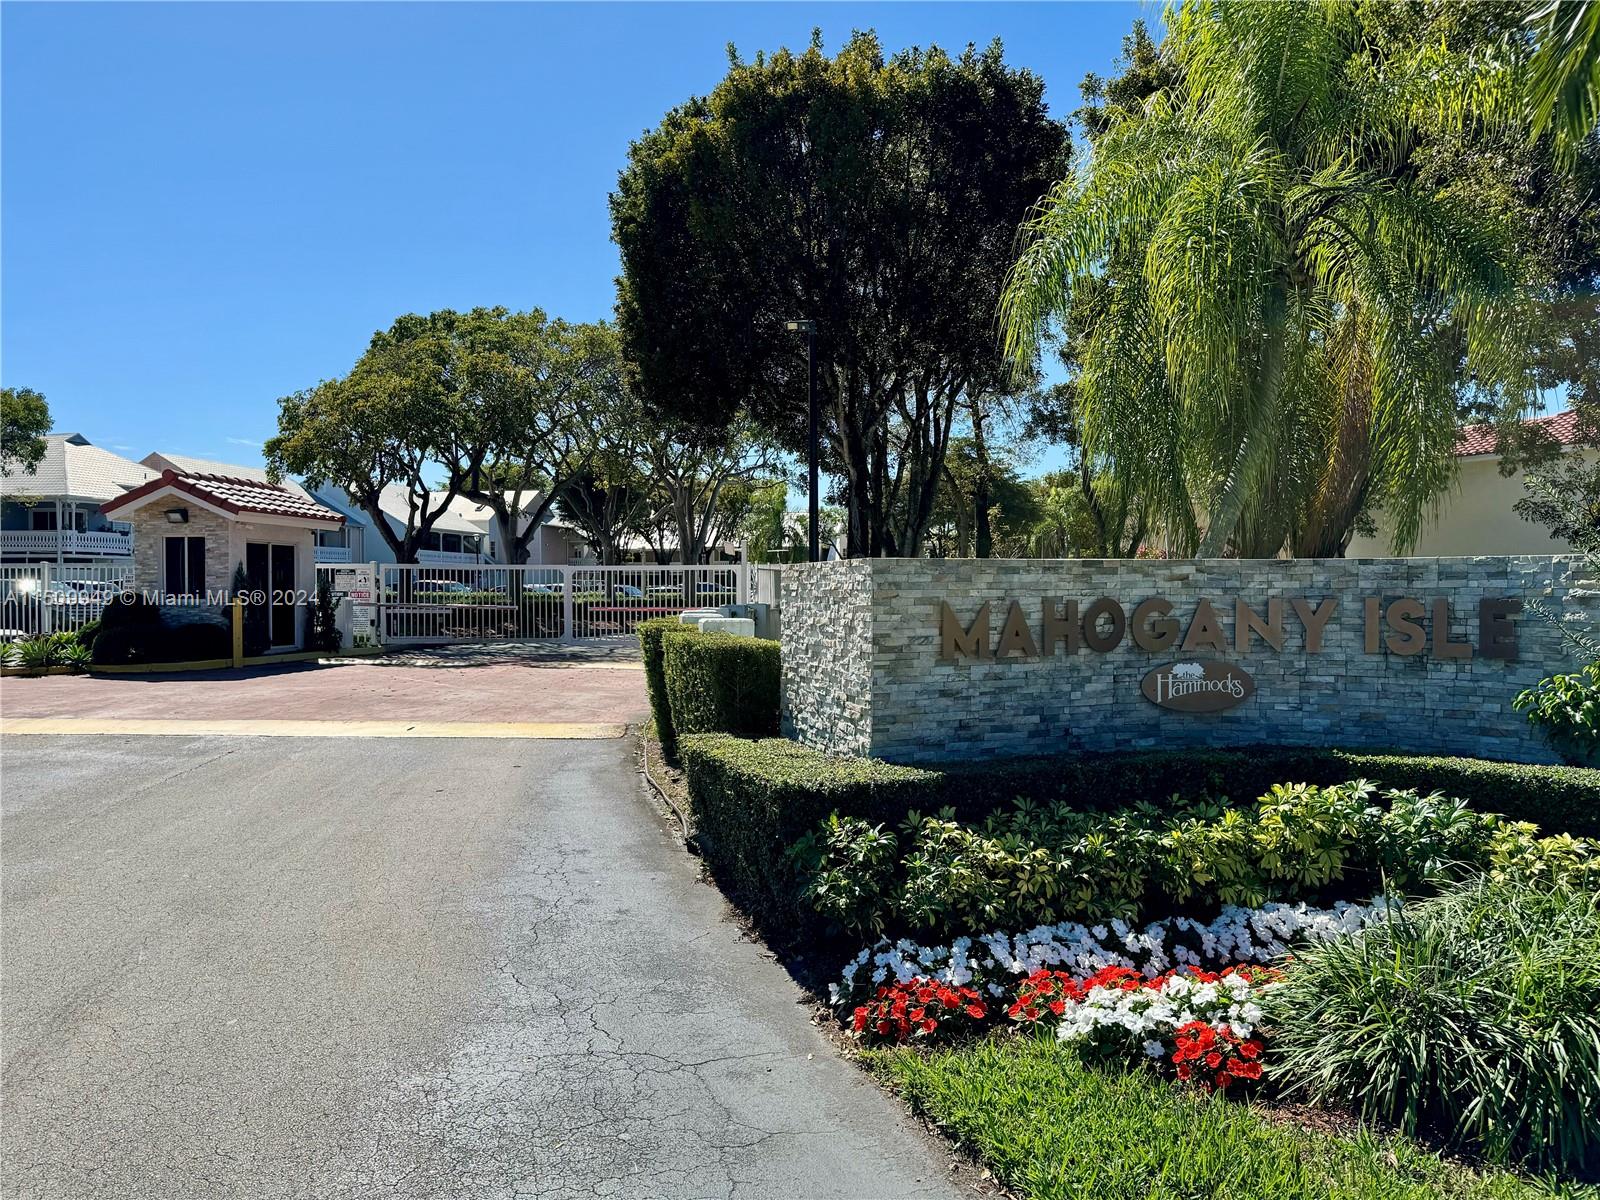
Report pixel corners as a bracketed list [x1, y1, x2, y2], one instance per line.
[268, 316, 481, 563]
[1, 386, 51, 477]
[268, 308, 624, 565]
[1001, 0, 1536, 557]
[612, 31, 1068, 557]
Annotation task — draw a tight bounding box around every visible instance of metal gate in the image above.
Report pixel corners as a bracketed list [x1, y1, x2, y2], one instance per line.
[322, 562, 747, 646]
[0, 562, 135, 638]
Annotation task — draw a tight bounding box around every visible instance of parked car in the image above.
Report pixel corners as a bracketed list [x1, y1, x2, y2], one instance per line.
[398, 578, 475, 600]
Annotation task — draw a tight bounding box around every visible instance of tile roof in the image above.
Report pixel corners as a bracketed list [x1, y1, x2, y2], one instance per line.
[141, 452, 313, 498]
[101, 470, 345, 525]
[1456, 409, 1584, 457]
[0, 433, 159, 502]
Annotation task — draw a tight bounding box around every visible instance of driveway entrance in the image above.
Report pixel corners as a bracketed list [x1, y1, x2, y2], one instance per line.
[1, 735, 966, 1199]
[0, 642, 648, 731]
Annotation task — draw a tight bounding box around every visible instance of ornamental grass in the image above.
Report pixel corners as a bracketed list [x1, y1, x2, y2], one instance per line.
[1267, 875, 1600, 1175]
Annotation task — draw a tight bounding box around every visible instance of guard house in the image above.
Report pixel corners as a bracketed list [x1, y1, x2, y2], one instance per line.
[100, 470, 345, 650]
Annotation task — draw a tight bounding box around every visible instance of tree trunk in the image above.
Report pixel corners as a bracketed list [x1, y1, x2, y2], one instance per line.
[1198, 285, 1288, 558]
[971, 399, 992, 559]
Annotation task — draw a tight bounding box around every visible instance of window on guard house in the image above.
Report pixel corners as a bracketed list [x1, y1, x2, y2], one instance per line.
[164, 535, 206, 598]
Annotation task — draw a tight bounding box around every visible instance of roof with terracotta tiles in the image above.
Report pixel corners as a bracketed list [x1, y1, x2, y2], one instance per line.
[1456, 409, 1584, 457]
[101, 470, 345, 525]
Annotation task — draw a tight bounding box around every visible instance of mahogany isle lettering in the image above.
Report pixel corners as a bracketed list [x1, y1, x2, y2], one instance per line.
[937, 596, 1521, 663]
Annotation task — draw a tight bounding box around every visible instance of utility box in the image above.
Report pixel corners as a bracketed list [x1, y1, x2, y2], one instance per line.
[697, 616, 756, 637]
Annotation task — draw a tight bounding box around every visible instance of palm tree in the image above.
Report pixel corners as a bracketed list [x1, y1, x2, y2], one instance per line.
[1527, 0, 1600, 160]
[1001, 0, 1532, 557]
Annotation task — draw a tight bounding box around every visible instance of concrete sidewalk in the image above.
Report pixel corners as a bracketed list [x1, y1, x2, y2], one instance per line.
[1, 735, 968, 1199]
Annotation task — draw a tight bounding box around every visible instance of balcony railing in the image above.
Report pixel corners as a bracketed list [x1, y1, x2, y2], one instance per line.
[0, 529, 134, 558]
[314, 545, 353, 563]
[417, 549, 486, 565]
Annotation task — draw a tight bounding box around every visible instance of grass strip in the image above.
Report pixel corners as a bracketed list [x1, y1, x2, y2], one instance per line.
[866, 1032, 1591, 1200]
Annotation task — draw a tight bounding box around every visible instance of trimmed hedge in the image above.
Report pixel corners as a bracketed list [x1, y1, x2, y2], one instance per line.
[1021, 747, 1600, 840]
[664, 632, 781, 741]
[679, 735, 937, 930]
[677, 736, 1600, 933]
[638, 618, 702, 760]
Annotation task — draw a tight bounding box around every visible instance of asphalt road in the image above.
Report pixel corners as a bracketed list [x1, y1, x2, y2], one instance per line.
[2, 734, 966, 1199]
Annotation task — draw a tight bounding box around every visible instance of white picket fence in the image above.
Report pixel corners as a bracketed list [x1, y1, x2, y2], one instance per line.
[0, 562, 136, 638]
[317, 562, 748, 646]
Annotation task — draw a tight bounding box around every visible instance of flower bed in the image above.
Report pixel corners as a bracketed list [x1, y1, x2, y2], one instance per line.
[830, 898, 1388, 1010]
[834, 900, 1381, 1096]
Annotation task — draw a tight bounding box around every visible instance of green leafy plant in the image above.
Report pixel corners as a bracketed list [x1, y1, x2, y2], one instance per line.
[4, 630, 89, 672]
[799, 778, 1596, 940]
[56, 640, 92, 672]
[310, 575, 341, 652]
[1514, 662, 1600, 766]
[794, 815, 900, 936]
[1267, 876, 1600, 1174]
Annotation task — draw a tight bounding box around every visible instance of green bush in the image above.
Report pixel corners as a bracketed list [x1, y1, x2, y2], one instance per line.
[1267, 876, 1600, 1175]
[73, 618, 101, 651]
[638, 618, 701, 761]
[922, 746, 1600, 839]
[1514, 662, 1600, 767]
[676, 737, 1600, 936]
[663, 632, 781, 740]
[802, 780, 1600, 939]
[90, 600, 231, 666]
[678, 734, 938, 931]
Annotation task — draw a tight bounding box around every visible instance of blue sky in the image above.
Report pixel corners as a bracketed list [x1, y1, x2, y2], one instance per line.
[2, 2, 1148, 474]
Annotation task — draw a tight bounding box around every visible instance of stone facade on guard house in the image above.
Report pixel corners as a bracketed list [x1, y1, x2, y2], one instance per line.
[779, 557, 1599, 765]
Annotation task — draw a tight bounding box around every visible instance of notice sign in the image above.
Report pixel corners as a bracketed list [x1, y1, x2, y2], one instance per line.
[332, 566, 376, 606]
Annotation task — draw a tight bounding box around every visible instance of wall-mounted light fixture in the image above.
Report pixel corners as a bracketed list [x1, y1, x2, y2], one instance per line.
[164, 508, 189, 524]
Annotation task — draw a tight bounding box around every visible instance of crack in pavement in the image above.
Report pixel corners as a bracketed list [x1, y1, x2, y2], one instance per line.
[2, 735, 970, 1200]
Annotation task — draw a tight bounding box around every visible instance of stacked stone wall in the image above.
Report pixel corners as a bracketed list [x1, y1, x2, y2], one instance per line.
[780, 557, 1597, 764]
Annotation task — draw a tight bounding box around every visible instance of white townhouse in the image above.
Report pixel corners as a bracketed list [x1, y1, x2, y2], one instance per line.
[0, 433, 157, 563]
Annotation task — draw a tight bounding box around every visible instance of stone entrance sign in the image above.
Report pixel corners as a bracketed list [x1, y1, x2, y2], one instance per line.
[778, 557, 1595, 765]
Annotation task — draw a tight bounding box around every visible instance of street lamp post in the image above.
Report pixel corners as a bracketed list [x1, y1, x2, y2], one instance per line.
[785, 319, 819, 563]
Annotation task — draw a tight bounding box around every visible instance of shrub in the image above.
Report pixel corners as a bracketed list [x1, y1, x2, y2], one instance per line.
[1514, 662, 1600, 767]
[310, 576, 341, 652]
[677, 734, 938, 931]
[99, 591, 161, 630]
[73, 618, 101, 651]
[802, 781, 1600, 940]
[936, 747, 1600, 839]
[769, 744, 1600, 840]
[90, 603, 232, 666]
[638, 618, 701, 760]
[1267, 876, 1600, 1174]
[663, 632, 781, 741]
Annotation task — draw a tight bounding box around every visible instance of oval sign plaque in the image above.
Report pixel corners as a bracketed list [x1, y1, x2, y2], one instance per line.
[1141, 660, 1255, 713]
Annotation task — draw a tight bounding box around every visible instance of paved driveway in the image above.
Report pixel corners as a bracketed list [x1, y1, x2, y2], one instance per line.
[0, 642, 648, 726]
[1, 735, 965, 1199]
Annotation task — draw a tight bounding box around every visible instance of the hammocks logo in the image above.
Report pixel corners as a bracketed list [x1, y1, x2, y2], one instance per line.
[1141, 660, 1255, 713]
